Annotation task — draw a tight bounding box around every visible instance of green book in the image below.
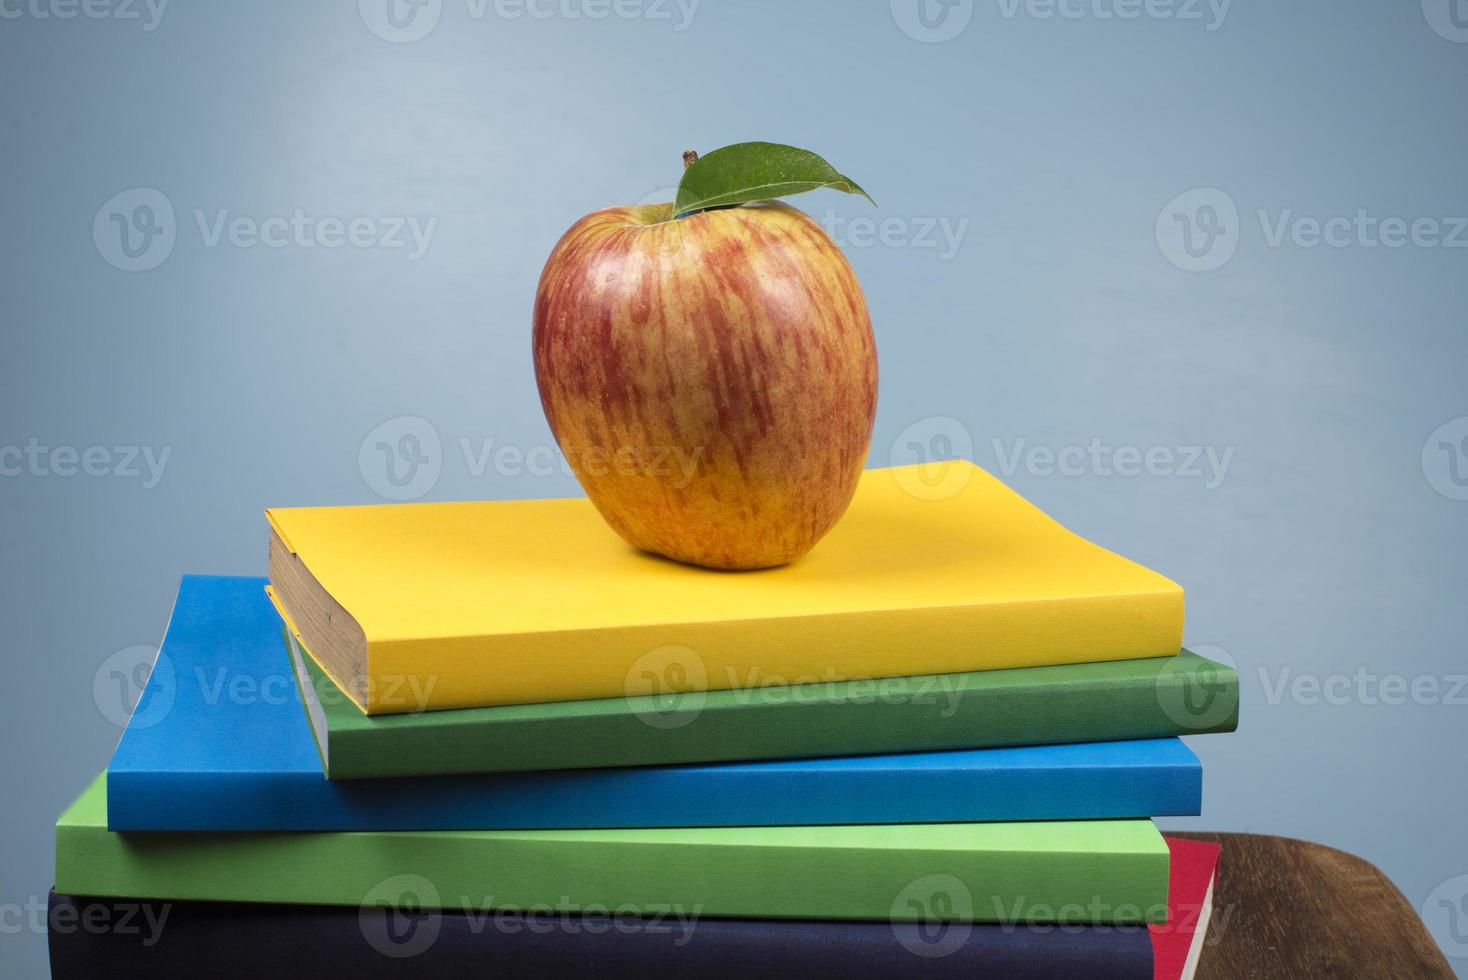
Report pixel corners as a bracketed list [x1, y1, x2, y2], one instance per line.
[56, 775, 1170, 923]
[288, 629, 1238, 779]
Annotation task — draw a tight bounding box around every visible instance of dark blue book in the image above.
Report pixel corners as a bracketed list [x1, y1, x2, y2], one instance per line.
[46, 890, 1155, 979]
[106, 576, 1202, 831]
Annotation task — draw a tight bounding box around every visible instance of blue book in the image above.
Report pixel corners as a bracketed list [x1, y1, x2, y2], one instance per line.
[106, 576, 1202, 831]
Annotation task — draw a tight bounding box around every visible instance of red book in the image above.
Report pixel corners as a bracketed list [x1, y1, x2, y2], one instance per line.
[1152, 837, 1223, 980]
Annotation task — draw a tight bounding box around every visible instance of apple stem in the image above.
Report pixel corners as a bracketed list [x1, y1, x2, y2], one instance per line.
[682, 149, 698, 170]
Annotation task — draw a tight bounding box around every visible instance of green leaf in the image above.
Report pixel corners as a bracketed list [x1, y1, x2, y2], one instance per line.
[673, 142, 874, 218]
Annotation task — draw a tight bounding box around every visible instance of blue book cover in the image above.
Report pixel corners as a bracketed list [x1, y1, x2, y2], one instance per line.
[106, 576, 1202, 831]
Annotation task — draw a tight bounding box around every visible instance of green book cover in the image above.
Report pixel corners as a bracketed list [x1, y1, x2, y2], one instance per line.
[57, 775, 1170, 924]
[288, 628, 1238, 780]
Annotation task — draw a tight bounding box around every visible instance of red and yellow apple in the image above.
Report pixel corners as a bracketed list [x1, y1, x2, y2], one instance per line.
[532, 200, 877, 570]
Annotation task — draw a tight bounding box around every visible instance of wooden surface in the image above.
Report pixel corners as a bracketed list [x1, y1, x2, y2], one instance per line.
[1172, 833, 1454, 978]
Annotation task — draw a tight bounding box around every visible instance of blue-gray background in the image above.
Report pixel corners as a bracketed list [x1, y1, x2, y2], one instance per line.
[3, 0, 1466, 975]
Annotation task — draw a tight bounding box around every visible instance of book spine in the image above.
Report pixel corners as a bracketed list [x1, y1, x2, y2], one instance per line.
[366, 588, 1184, 713]
[326, 655, 1238, 780]
[47, 891, 1155, 980]
[105, 746, 1201, 832]
[56, 818, 1171, 923]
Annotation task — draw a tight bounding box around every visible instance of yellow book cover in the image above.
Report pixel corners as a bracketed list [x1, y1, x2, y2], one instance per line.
[265, 461, 1183, 715]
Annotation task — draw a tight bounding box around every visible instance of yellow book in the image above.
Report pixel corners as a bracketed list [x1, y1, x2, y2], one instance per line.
[266, 461, 1183, 715]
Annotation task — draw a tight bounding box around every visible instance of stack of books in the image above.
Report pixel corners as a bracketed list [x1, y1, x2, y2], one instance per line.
[51, 461, 1236, 978]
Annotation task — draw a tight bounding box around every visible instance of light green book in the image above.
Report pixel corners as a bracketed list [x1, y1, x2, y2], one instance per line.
[58, 775, 1170, 923]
